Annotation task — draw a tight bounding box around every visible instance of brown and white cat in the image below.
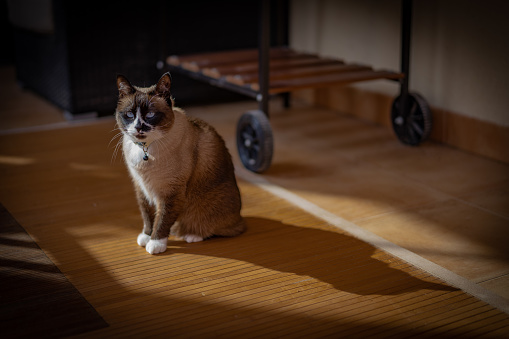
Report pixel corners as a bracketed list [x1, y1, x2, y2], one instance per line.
[115, 72, 245, 254]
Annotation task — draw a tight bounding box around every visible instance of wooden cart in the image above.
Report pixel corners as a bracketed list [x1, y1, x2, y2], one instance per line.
[166, 0, 432, 173]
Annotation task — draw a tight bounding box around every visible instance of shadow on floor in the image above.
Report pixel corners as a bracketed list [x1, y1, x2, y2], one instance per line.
[167, 216, 456, 296]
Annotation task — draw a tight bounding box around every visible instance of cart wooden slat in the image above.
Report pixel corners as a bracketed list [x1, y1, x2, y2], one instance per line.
[227, 63, 374, 86]
[265, 69, 404, 93]
[168, 47, 294, 72]
[202, 55, 336, 79]
[166, 47, 403, 95]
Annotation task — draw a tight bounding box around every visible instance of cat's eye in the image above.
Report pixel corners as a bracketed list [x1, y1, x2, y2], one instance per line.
[146, 112, 156, 119]
[125, 112, 135, 119]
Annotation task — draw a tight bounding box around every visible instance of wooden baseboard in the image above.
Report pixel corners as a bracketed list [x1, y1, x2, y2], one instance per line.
[293, 86, 509, 164]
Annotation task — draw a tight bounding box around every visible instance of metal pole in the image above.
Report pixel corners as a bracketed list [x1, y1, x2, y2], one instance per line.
[258, 0, 270, 117]
[400, 0, 412, 117]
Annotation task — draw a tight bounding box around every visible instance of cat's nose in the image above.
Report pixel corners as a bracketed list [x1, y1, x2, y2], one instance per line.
[135, 123, 146, 133]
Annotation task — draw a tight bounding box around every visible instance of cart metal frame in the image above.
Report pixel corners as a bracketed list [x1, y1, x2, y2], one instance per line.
[166, 0, 432, 173]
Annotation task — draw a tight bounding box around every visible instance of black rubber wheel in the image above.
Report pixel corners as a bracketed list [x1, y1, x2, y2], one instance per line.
[236, 110, 274, 173]
[391, 92, 432, 146]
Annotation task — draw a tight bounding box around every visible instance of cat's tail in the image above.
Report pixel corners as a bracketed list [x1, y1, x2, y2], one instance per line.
[214, 217, 246, 237]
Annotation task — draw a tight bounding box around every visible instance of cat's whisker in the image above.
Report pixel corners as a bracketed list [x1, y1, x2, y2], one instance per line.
[111, 128, 123, 136]
[109, 123, 123, 134]
[108, 138, 124, 162]
[109, 126, 125, 164]
[108, 131, 123, 148]
[111, 139, 124, 164]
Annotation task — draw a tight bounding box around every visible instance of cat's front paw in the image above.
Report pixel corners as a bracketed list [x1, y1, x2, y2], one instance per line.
[137, 233, 151, 247]
[146, 238, 168, 255]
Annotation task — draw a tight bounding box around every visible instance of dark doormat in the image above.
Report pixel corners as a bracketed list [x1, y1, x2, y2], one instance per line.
[0, 204, 108, 338]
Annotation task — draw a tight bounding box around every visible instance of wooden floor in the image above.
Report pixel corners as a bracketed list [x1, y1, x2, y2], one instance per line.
[1, 117, 509, 337]
[193, 100, 509, 300]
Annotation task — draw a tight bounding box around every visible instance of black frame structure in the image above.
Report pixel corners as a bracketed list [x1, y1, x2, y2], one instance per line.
[167, 0, 431, 172]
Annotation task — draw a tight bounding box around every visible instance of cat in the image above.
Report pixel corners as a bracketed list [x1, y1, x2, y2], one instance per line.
[115, 72, 246, 254]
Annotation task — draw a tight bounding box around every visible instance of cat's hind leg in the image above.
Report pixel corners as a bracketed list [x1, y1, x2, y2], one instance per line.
[170, 221, 202, 242]
[169, 221, 182, 237]
[172, 219, 206, 243]
[183, 234, 204, 243]
[214, 217, 246, 237]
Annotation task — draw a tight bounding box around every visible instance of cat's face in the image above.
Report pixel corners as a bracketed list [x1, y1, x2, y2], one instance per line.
[115, 73, 174, 144]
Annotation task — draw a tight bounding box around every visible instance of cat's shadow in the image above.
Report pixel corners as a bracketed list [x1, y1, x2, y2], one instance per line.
[165, 216, 455, 296]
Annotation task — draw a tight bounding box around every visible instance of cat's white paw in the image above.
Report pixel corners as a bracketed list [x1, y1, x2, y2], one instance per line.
[146, 238, 168, 254]
[184, 234, 204, 243]
[137, 233, 151, 247]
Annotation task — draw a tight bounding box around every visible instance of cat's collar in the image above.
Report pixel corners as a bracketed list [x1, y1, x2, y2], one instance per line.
[134, 141, 151, 161]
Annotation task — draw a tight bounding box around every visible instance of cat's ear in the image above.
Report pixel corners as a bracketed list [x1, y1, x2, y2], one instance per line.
[155, 72, 172, 96]
[117, 75, 135, 97]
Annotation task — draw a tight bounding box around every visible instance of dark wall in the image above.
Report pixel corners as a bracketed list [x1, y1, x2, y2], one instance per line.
[10, 0, 288, 115]
[158, 0, 259, 106]
[0, 0, 15, 65]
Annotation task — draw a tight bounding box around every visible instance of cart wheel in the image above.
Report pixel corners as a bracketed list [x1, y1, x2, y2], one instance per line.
[236, 110, 273, 173]
[391, 92, 432, 146]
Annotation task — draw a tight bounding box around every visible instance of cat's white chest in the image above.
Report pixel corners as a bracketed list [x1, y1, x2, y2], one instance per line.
[123, 139, 160, 205]
[124, 142, 145, 167]
[124, 140, 147, 166]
